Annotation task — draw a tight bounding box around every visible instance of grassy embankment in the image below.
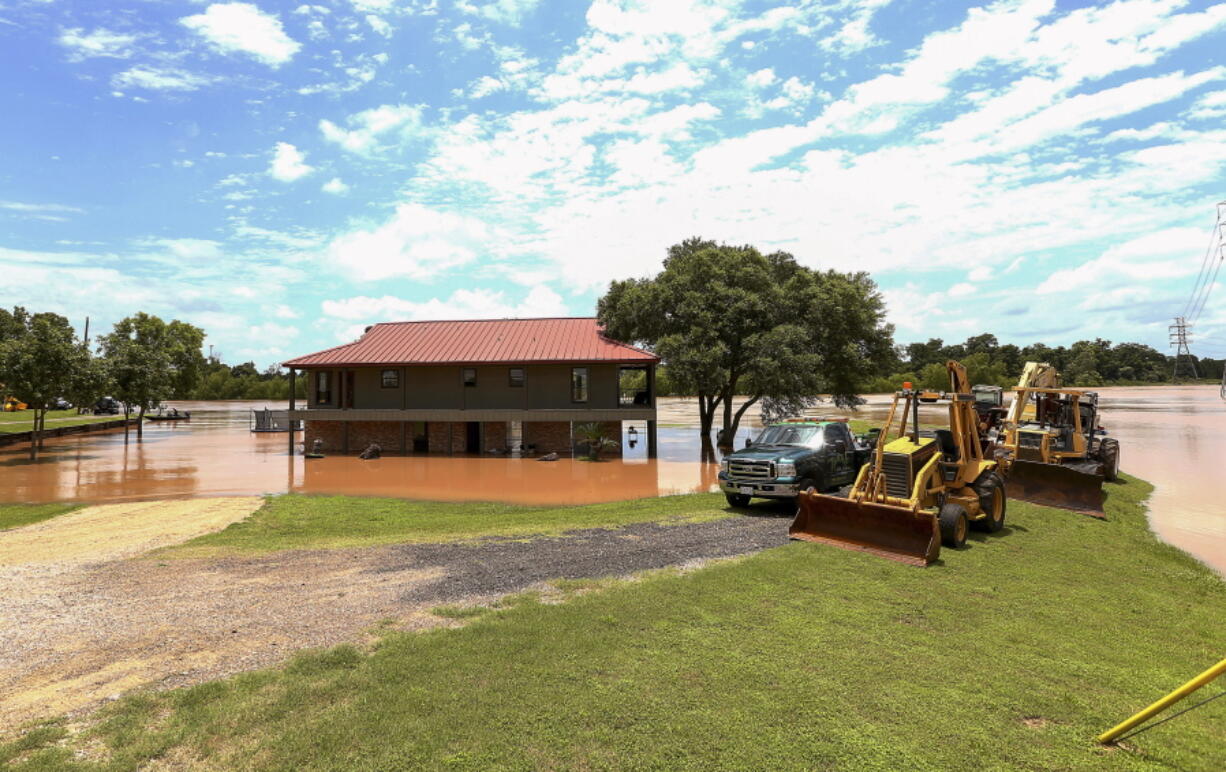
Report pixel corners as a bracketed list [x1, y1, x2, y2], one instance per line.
[162, 493, 734, 558]
[5, 473, 1224, 770]
[0, 410, 130, 435]
[0, 502, 82, 531]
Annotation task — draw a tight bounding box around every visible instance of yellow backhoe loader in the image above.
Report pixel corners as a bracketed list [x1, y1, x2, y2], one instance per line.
[996, 364, 1118, 517]
[790, 360, 1007, 565]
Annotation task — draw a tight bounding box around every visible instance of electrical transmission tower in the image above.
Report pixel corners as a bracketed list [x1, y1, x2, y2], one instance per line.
[1169, 316, 1198, 380]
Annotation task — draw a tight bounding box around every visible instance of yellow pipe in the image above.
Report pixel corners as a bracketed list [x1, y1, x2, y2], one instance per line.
[1098, 658, 1226, 744]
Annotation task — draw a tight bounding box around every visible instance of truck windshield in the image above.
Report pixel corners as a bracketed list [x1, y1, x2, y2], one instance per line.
[753, 425, 822, 448]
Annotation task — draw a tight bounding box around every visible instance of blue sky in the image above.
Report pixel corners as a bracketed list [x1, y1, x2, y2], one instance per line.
[2, 0, 1225, 367]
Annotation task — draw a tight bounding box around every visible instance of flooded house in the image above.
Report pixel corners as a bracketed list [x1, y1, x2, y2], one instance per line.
[282, 317, 659, 457]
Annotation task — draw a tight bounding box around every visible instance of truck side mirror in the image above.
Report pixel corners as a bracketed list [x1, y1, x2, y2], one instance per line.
[744, 438, 753, 447]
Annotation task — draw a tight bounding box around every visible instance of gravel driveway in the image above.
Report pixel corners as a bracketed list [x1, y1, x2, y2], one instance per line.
[1, 506, 791, 726]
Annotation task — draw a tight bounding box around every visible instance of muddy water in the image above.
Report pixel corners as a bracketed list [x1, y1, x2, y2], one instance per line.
[0, 401, 722, 507]
[1, 390, 1223, 575]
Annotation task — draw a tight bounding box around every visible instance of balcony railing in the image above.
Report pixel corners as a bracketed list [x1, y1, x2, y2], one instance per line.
[619, 388, 652, 407]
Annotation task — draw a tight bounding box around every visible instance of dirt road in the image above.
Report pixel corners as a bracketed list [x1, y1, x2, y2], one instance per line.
[0, 499, 786, 727]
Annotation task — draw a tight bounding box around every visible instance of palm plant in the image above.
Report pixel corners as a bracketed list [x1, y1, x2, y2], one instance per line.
[574, 422, 620, 461]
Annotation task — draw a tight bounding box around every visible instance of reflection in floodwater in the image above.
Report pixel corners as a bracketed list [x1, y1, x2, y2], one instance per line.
[1, 390, 1223, 575]
[0, 401, 722, 507]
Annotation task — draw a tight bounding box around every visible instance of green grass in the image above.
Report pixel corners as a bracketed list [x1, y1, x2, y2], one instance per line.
[162, 493, 734, 557]
[0, 502, 82, 530]
[5, 474, 1223, 770]
[0, 411, 129, 434]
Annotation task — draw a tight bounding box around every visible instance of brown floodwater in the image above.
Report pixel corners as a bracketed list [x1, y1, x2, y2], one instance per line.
[1, 389, 1223, 575]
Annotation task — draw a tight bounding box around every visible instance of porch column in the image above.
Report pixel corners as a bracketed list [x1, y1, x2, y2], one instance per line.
[647, 364, 656, 408]
[647, 419, 658, 458]
[288, 368, 296, 455]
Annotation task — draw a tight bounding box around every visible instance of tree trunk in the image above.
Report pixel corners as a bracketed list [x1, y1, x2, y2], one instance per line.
[137, 405, 144, 439]
[29, 408, 42, 461]
[698, 392, 722, 443]
[728, 395, 761, 448]
[124, 405, 131, 441]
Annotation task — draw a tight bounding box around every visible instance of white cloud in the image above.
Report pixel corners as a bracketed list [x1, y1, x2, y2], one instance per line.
[746, 68, 776, 88]
[948, 282, 976, 297]
[111, 66, 214, 91]
[366, 14, 392, 37]
[268, 142, 313, 182]
[457, 0, 542, 25]
[322, 177, 349, 194]
[319, 104, 424, 154]
[1037, 227, 1210, 294]
[324, 202, 497, 281]
[0, 201, 84, 215]
[273, 304, 300, 319]
[321, 285, 567, 330]
[1188, 89, 1226, 120]
[58, 27, 139, 61]
[181, 2, 301, 67]
[820, 0, 894, 54]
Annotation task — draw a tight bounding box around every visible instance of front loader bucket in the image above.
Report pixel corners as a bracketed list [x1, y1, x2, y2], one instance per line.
[790, 491, 940, 566]
[1005, 460, 1105, 518]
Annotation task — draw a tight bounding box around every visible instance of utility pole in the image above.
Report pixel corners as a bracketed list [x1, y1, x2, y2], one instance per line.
[1170, 316, 1199, 381]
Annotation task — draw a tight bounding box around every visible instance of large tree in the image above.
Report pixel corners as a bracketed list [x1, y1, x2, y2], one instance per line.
[0, 312, 90, 460]
[100, 313, 206, 438]
[598, 238, 895, 446]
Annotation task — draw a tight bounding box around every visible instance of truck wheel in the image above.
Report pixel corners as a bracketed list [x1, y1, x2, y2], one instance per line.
[725, 493, 751, 508]
[1099, 439, 1120, 482]
[938, 503, 969, 549]
[972, 472, 1007, 533]
[796, 478, 819, 496]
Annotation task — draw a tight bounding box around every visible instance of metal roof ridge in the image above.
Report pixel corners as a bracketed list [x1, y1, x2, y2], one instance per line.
[371, 316, 598, 326]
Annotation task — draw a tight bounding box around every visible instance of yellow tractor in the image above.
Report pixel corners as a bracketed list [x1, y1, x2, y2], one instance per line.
[2, 396, 27, 412]
[996, 365, 1118, 517]
[790, 361, 1007, 565]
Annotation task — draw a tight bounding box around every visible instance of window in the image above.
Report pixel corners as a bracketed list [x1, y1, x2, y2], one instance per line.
[381, 369, 399, 389]
[463, 367, 477, 387]
[315, 371, 331, 405]
[571, 367, 589, 403]
[508, 367, 525, 387]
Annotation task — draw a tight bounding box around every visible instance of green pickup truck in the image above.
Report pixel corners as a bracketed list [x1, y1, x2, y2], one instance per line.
[718, 420, 874, 506]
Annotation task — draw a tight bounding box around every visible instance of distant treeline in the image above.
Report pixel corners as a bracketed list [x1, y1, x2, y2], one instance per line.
[648, 334, 1224, 396]
[188, 361, 307, 401]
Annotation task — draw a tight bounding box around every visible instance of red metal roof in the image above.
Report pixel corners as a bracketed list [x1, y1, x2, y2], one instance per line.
[282, 317, 658, 367]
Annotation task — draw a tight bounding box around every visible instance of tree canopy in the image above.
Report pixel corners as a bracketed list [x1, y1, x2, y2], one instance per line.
[598, 237, 895, 445]
[99, 313, 206, 438]
[0, 311, 92, 459]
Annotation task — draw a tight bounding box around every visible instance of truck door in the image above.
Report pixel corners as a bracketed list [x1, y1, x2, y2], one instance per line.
[824, 424, 854, 484]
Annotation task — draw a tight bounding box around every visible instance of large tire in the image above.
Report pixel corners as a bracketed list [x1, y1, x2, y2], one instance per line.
[796, 478, 820, 496]
[725, 492, 751, 508]
[938, 503, 969, 549]
[1099, 439, 1120, 482]
[972, 472, 1007, 533]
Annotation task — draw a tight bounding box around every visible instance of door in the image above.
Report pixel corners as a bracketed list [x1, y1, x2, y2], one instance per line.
[412, 422, 428, 453]
[825, 424, 854, 484]
[466, 421, 481, 453]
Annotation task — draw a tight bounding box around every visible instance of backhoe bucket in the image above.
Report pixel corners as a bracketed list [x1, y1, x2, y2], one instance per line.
[1005, 460, 1105, 517]
[790, 491, 940, 566]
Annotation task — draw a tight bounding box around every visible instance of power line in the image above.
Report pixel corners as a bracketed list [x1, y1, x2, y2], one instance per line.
[1182, 203, 1223, 319]
[1185, 202, 1226, 326]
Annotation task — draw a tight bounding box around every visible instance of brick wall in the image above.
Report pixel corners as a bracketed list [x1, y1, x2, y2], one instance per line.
[304, 420, 344, 454]
[523, 421, 573, 455]
[349, 421, 404, 454]
[450, 422, 468, 453]
[482, 421, 508, 453]
[428, 421, 452, 453]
